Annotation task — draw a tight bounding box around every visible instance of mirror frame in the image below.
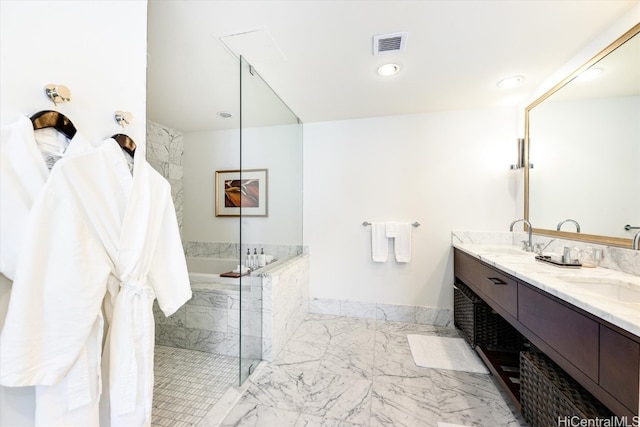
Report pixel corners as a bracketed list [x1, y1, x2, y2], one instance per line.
[524, 22, 640, 248]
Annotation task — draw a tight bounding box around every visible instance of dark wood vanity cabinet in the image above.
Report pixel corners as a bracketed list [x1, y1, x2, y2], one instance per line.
[518, 284, 599, 382]
[599, 325, 640, 412]
[453, 248, 640, 418]
[454, 250, 518, 319]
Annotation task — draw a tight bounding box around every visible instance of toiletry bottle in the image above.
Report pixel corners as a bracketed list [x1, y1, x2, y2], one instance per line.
[253, 249, 258, 268]
[259, 248, 266, 267]
[245, 249, 250, 270]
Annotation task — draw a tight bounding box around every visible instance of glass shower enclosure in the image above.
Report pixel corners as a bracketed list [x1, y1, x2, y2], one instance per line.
[238, 56, 303, 385]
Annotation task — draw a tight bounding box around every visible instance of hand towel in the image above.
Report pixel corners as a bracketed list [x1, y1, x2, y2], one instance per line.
[386, 222, 412, 262]
[371, 223, 388, 262]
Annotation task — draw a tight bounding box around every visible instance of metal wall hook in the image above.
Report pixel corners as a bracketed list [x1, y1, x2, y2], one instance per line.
[44, 84, 71, 106]
[114, 111, 133, 128]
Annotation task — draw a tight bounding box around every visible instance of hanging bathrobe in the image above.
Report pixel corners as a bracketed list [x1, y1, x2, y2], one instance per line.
[0, 115, 93, 427]
[0, 138, 192, 427]
[0, 115, 92, 282]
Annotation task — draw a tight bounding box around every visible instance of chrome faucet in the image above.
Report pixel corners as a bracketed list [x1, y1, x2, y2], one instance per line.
[509, 219, 533, 252]
[557, 219, 581, 233]
[633, 231, 640, 250]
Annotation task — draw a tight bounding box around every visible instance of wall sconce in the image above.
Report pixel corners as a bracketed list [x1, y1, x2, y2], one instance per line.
[510, 138, 525, 170]
[510, 138, 533, 170]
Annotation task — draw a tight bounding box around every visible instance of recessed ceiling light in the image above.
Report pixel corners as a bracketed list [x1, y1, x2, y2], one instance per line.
[577, 67, 603, 81]
[217, 111, 232, 118]
[497, 75, 524, 89]
[377, 63, 400, 77]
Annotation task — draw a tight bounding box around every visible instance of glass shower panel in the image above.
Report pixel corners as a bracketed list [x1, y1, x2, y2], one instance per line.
[239, 56, 303, 385]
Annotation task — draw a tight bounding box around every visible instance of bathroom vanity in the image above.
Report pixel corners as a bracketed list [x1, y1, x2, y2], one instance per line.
[453, 244, 640, 419]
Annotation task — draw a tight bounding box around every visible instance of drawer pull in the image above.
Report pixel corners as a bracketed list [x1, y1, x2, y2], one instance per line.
[487, 277, 507, 285]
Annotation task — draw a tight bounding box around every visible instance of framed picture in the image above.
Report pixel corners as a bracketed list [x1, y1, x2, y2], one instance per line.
[215, 169, 268, 217]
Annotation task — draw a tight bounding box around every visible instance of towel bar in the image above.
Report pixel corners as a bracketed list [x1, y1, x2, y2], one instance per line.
[362, 221, 420, 227]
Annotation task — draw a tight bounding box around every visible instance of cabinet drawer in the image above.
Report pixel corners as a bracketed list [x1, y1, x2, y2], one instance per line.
[600, 326, 640, 413]
[454, 249, 518, 318]
[518, 284, 599, 382]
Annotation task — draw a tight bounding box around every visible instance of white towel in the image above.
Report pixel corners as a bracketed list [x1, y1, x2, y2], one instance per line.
[386, 222, 412, 262]
[371, 222, 388, 262]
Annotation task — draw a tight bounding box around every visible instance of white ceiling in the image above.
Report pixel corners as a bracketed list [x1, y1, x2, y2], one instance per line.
[146, 0, 638, 133]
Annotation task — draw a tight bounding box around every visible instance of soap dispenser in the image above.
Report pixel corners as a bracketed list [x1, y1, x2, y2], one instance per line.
[245, 249, 251, 270]
[259, 248, 266, 267]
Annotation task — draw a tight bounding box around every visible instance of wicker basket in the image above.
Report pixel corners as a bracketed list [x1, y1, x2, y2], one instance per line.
[453, 281, 523, 351]
[520, 351, 613, 427]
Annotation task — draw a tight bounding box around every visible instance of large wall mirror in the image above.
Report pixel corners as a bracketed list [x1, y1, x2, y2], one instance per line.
[525, 22, 640, 247]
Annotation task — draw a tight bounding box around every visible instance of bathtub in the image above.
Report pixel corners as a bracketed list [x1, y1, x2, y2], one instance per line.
[186, 257, 242, 288]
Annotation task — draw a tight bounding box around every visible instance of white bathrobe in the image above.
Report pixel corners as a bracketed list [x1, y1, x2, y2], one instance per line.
[0, 115, 92, 282]
[0, 139, 192, 426]
[0, 115, 93, 427]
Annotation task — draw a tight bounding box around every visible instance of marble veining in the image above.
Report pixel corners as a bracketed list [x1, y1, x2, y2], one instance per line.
[146, 120, 184, 237]
[452, 231, 640, 336]
[311, 298, 452, 327]
[220, 314, 525, 427]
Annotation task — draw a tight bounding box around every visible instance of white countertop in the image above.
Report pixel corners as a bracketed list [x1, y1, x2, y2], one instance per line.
[453, 242, 640, 337]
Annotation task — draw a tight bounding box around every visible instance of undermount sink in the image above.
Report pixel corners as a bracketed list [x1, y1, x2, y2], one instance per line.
[553, 275, 640, 304]
[484, 247, 529, 256]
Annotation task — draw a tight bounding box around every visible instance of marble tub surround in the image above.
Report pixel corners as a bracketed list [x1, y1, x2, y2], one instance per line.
[155, 253, 310, 362]
[219, 314, 525, 427]
[310, 297, 453, 327]
[452, 232, 640, 336]
[261, 254, 310, 362]
[154, 274, 263, 357]
[184, 241, 305, 266]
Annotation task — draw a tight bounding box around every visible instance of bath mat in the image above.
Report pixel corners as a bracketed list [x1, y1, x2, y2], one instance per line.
[407, 334, 489, 374]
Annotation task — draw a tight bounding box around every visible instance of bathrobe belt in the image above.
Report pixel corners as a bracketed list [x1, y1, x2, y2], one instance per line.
[109, 277, 155, 419]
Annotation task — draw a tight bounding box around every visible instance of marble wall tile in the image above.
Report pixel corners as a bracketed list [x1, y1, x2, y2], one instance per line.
[186, 329, 228, 354]
[310, 298, 453, 328]
[340, 300, 377, 319]
[146, 120, 183, 237]
[155, 323, 186, 348]
[226, 333, 262, 360]
[264, 254, 309, 361]
[188, 289, 229, 309]
[186, 305, 228, 332]
[376, 303, 415, 322]
[153, 301, 186, 327]
[310, 298, 341, 316]
[415, 307, 453, 327]
[228, 309, 262, 337]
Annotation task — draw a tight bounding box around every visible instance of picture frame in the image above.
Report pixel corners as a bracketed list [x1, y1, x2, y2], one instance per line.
[215, 169, 268, 217]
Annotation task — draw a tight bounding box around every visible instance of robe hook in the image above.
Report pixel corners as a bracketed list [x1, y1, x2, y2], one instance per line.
[44, 84, 71, 106]
[114, 111, 133, 128]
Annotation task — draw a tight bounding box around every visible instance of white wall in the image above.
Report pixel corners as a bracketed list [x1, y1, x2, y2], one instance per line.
[0, 1, 148, 425]
[303, 107, 520, 309]
[183, 124, 303, 246]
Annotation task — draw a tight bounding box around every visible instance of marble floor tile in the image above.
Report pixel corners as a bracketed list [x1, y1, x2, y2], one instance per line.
[220, 402, 300, 427]
[220, 314, 527, 427]
[318, 344, 374, 380]
[370, 380, 440, 427]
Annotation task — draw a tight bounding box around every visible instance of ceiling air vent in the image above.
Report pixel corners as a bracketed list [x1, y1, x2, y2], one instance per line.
[373, 32, 408, 55]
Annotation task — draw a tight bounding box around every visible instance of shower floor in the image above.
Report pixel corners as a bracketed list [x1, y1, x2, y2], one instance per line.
[151, 345, 238, 427]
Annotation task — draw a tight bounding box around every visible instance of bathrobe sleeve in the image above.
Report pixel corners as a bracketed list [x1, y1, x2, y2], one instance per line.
[147, 186, 191, 316]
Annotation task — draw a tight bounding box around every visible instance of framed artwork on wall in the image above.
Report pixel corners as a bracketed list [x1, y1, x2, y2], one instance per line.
[215, 169, 268, 217]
